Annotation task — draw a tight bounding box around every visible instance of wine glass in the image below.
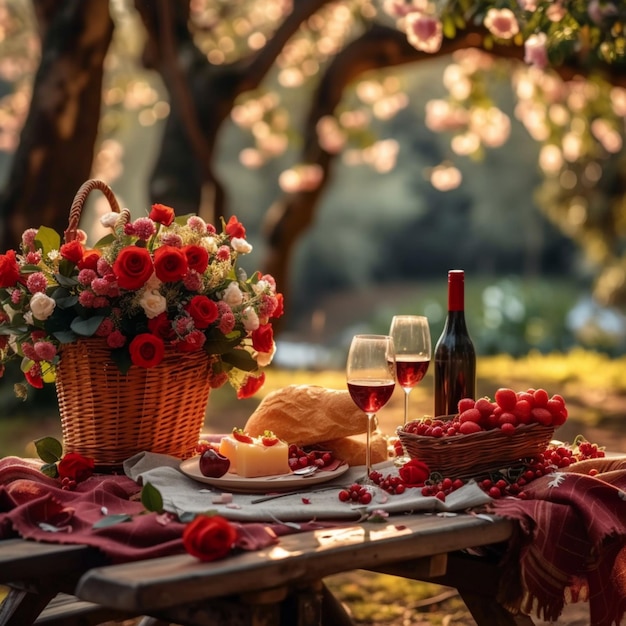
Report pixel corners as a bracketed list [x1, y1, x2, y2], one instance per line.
[346, 334, 396, 481]
[389, 315, 431, 463]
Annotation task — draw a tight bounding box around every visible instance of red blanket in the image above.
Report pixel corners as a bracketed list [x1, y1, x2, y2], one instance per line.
[487, 457, 626, 626]
[0, 457, 279, 563]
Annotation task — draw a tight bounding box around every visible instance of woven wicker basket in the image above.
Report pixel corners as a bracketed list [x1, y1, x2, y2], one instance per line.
[54, 180, 212, 468]
[397, 419, 554, 479]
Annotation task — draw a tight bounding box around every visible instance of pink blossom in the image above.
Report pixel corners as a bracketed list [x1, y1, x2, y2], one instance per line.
[26, 272, 48, 294]
[10, 289, 22, 305]
[91, 276, 117, 297]
[183, 270, 203, 291]
[186, 216, 207, 233]
[218, 310, 236, 334]
[93, 296, 109, 308]
[216, 245, 231, 261]
[383, 0, 428, 18]
[34, 341, 57, 361]
[160, 232, 183, 247]
[79, 291, 96, 307]
[484, 8, 519, 39]
[587, 0, 618, 24]
[405, 13, 443, 53]
[136, 217, 157, 240]
[96, 257, 113, 277]
[21, 228, 38, 250]
[546, 2, 566, 22]
[258, 294, 277, 321]
[206, 223, 217, 235]
[175, 316, 194, 336]
[517, 0, 538, 10]
[96, 318, 115, 337]
[21, 342, 37, 360]
[107, 330, 126, 348]
[78, 268, 97, 286]
[25, 251, 42, 264]
[524, 33, 549, 69]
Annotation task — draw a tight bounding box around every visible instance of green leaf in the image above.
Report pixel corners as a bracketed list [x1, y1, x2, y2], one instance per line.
[110, 348, 132, 374]
[141, 482, 164, 513]
[34, 437, 63, 464]
[53, 330, 79, 344]
[35, 226, 61, 255]
[92, 514, 133, 529]
[220, 348, 258, 372]
[442, 14, 456, 39]
[40, 462, 59, 478]
[71, 315, 105, 337]
[54, 274, 79, 289]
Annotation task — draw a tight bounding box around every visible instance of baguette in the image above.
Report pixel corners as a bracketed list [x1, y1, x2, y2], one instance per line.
[244, 384, 368, 446]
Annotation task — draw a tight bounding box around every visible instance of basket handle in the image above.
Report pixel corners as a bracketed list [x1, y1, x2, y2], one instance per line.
[64, 179, 126, 243]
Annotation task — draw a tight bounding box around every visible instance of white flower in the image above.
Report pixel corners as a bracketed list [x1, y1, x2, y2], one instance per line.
[100, 212, 119, 228]
[29, 292, 56, 320]
[139, 289, 167, 319]
[524, 33, 549, 69]
[202, 236, 218, 254]
[242, 306, 260, 331]
[253, 279, 271, 295]
[484, 8, 519, 39]
[223, 282, 244, 306]
[405, 12, 443, 53]
[231, 237, 252, 254]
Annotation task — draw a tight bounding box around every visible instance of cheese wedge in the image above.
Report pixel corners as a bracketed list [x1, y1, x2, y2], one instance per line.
[219, 434, 290, 478]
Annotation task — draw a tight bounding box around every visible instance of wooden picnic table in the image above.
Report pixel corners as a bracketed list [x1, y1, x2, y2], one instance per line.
[1, 511, 537, 626]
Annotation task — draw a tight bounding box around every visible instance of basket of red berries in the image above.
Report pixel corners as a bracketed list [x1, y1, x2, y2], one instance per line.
[397, 387, 566, 479]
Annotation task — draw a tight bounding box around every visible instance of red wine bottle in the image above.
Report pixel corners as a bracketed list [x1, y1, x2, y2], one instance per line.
[434, 270, 476, 416]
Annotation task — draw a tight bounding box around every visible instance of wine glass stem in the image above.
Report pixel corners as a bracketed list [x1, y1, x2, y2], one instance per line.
[403, 389, 412, 426]
[366, 413, 375, 478]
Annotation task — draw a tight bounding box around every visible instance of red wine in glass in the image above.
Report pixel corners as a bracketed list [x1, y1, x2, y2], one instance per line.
[346, 334, 396, 481]
[395, 357, 430, 391]
[347, 380, 396, 414]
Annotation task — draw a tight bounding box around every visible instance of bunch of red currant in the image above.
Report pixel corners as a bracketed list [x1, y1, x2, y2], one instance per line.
[287, 444, 335, 470]
[338, 483, 373, 505]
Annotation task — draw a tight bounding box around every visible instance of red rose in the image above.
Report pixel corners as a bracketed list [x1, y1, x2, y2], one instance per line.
[185, 295, 218, 329]
[153, 246, 188, 283]
[59, 240, 84, 264]
[147, 312, 175, 341]
[237, 371, 266, 399]
[78, 249, 101, 271]
[225, 215, 246, 239]
[113, 246, 154, 290]
[149, 203, 175, 226]
[183, 244, 209, 273]
[0, 250, 21, 287]
[251, 324, 273, 353]
[175, 330, 206, 353]
[398, 459, 430, 487]
[129, 333, 165, 368]
[58, 452, 95, 483]
[182, 514, 238, 562]
[272, 293, 284, 319]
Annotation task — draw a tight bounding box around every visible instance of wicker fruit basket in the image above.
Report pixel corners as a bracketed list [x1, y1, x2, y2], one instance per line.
[397, 419, 554, 479]
[54, 180, 212, 468]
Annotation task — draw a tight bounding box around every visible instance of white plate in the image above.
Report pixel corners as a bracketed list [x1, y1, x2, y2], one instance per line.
[179, 458, 349, 493]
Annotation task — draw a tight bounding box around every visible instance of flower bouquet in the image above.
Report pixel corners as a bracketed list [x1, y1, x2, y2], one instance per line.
[0, 179, 283, 466]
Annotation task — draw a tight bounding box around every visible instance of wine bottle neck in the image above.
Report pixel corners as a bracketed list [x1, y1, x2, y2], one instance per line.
[447, 273, 464, 311]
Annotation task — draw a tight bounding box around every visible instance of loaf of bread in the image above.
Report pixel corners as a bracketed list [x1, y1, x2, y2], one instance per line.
[244, 384, 368, 447]
[318, 431, 388, 467]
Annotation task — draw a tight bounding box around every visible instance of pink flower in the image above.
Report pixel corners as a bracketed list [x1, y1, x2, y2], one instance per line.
[216, 245, 231, 261]
[546, 2, 566, 22]
[78, 291, 96, 307]
[25, 251, 42, 264]
[21, 228, 38, 250]
[78, 268, 97, 286]
[405, 12, 442, 53]
[484, 8, 519, 39]
[106, 330, 126, 348]
[34, 341, 57, 361]
[517, 0, 538, 10]
[160, 232, 183, 247]
[524, 33, 549, 69]
[183, 270, 203, 291]
[186, 216, 207, 233]
[96, 318, 115, 337]
[218, 309, 236, 334]
[125, 217, 156, 241]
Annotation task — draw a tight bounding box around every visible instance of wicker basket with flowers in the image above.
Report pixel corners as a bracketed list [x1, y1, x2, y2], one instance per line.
[0, 179, 283, 467]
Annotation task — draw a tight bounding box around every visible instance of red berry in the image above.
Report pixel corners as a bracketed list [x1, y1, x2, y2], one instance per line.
[475, 397, 495, 416]
[500, 422, 516, 436]
[459, 420, 482, 435]
[531, 407, 553, 426]
[494, 388, 517, 411]
[533, 388, 549, 407]
[457, 397, 475, 413]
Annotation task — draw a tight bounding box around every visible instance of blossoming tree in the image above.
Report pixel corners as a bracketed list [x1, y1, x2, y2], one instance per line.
[0, 0, 625, 310]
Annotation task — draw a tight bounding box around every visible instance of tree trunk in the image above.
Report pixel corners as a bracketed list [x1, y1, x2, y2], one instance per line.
[0, 0, 114, 251]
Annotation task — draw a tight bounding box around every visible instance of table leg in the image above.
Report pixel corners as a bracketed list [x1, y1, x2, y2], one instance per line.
[0, 587, 56, 626]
